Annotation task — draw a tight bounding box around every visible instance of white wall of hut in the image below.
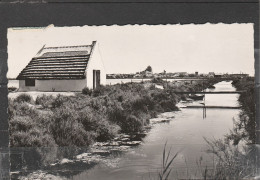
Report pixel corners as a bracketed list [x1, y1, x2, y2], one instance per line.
[18, 79, 87, 92]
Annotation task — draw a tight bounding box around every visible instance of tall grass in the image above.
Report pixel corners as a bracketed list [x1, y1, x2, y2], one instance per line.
[228, 77, 255, 144]
[153, 138, 256, 180]
[202, 138, 257, 179]
[158, 143, 178, 180]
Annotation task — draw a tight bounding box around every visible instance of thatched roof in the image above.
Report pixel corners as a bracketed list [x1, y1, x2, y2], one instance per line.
[17, 41, 96, 80]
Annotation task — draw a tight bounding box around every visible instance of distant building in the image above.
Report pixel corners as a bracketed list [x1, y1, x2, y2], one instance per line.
[208, 72, 215, 78]
[107, 74, 116, 79]
[199, 73, 208, 77]
[17, 41, 106, 91]
[195, 71, 198, 76]
[145, 71, 153, 78]
[134, 74, 141, 78]
[214, 73, 222, 78]
[175, 72, 188, 77]
[153, 73, 160, 78]
[188, 73, 195, 77]
[222, 73, 229, 78]
[229, 74, 249, 78]
[140, 69, 153, 78]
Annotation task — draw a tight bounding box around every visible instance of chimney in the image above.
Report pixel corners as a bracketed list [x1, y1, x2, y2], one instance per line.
[92, 41, 97, 46]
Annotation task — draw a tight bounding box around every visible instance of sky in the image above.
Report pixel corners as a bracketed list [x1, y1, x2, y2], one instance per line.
[7, 24, 254, 78]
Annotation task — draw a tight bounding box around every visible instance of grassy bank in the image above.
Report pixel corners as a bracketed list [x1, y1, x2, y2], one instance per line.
[9, 78, 223, 148]
[227, 77, 255, 144]
[9, 83, 175, 147]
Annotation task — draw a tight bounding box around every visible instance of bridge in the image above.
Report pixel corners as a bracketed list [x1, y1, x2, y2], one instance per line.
[182, 105, 241, 109]
[172, 91, 246, 94]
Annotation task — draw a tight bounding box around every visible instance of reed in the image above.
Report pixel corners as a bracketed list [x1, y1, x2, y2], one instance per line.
[202, 137, 257, 179]
[227, 77, 255, 144]
[158, 142, 178, 180]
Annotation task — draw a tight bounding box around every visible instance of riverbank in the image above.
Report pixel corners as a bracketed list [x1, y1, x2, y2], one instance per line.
[9, 78, 221, 146]
[227, 77, 255, 144]
[9, 78, 223, 178]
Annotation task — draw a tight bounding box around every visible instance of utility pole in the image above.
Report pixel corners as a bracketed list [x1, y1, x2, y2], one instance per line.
[165, 70, 168, 89]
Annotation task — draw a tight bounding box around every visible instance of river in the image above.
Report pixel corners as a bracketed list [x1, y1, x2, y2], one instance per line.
[9, 80, 240, 179]
[67, 81, 240, 180]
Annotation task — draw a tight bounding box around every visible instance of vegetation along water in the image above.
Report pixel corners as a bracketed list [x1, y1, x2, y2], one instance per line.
[8, 77, 256, 179]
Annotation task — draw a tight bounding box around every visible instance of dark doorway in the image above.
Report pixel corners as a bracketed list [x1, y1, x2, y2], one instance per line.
[93, 70, 101, 89]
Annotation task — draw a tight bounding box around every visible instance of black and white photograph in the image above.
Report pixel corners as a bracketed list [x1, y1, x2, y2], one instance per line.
[6, 23, 257, 179]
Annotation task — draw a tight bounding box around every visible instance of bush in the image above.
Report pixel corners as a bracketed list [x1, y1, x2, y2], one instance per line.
[79, 109, 120, 141]
[130, 97, 148, 112]
[15, 93, 32, 103]
[151, 77, 164, 84]
[9, 115, 56, 147]
[151, 89, 179, 112]
[10, 130, 56, 147]
[35, 94, 67, 109]
[204, 138, 256, 179]
[8, 101, 38, 118]
[228, 77, 255, 144]
[9, 80, 184, 148]
[106, 100, 143, 134]
[92, 85, 110, 97]
[52, 94, 66, 108]
[50, 106, 97, 146]
[82, 87, 92, 96]
[9, 116, 34, 132]
[35, 94, 55, 108]
[8, 87, 17, 92]
[96, 122, 119, 141]
[8, 98, 15, 120]
[123, 115, 143, 133]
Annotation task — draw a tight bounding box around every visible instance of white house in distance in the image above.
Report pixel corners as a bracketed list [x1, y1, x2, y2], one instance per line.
[17, 41, 106, 92]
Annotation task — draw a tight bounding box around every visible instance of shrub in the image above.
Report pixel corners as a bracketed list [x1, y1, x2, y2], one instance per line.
[35, 94, 55, 108]
[8, 98, 15, 120]
[131, 97, 148, 112]
[8, 101, 38, 118]
[107, 102, 125, 124]
[159, 100, 177, 111]
[123, 115, 143, 133]
[15, 93, 32, 103]
[79, 107, 120, 141]
[10, 131, 55, 147]
[52, 94, 66, 108]
[151, 77, 164, 84]
[204, 138, 256, 179]
[8, 87, 17, 92]
[9, 116, 34, 132]
[82, 87, 92, 96]
[35, 94, 67, 109]
[50, 106, 96, 146]
[151, 89, 179, 112]
[95, 122, 120, 141]
[9, 117, 56, 147]
[228, 77, 255, 144]
[90, 98, 105, 111]
[9, 80, 185, 148]
[92, 85, 110, 97]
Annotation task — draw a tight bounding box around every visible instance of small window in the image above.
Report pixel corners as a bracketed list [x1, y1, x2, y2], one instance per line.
[25, 79, 35, 86]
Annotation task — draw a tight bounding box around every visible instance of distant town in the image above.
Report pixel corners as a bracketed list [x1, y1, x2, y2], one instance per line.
[106, 66, 250, 79]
